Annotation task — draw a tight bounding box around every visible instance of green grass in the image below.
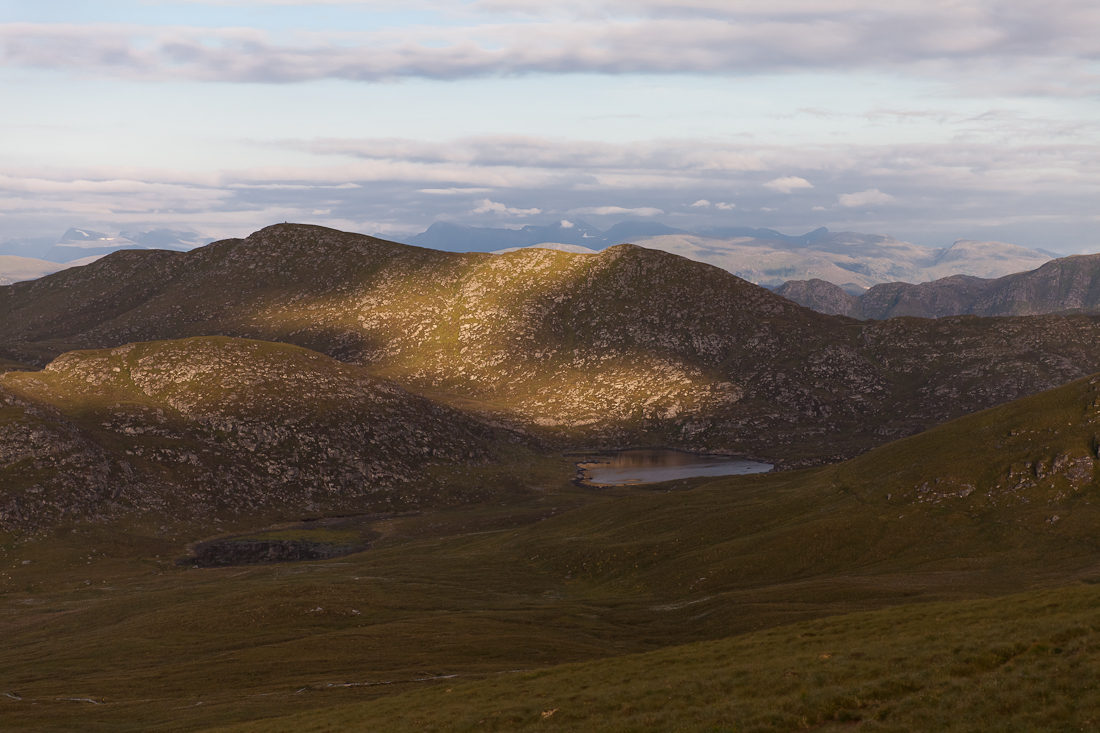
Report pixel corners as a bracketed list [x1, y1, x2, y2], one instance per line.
[203, 582, 1100, 732]
[3, 373, 1100, 731]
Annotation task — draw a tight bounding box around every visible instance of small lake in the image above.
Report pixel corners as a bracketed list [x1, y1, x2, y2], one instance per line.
[576, 449, 773, 485]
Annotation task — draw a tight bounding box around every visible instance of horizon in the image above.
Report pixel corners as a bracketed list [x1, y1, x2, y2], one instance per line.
[2, 1, 1099, 254]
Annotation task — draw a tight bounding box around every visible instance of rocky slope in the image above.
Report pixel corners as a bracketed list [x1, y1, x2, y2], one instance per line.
[779, 253, 1100, 319]
[2, 223, 1100, 466]
[0, 336, 505, 532]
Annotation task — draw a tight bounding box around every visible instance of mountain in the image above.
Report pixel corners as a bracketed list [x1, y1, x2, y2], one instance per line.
[632, 232, 1052, 291]
[38, 228, 146, 263]
[0, 336, 511, 533]
[117, 228, 215, 250]
[400, 221, 1051, 289]
[779, 253, 1100, 319]
[0, 228, 216, 263]
[402, 219, 601, 252]
[0, 254, 100, 286]
[402, 219, 689, 253]
[492, 242, 600, 255]
[699, 224, 830, 245]
[2, 223, 1100, 468]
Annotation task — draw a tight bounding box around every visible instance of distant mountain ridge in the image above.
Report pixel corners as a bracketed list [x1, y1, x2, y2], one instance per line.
[0, 227, 214, 263]
[400, 221, 834, 253]
[0, 254, 100, 286]
[630, 233, 1052, 291]
[777, 253, 1100, 319]
[396, 221, 1052, 289]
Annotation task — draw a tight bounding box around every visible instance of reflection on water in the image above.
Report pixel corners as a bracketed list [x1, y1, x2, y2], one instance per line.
[576, 448, 772, 485]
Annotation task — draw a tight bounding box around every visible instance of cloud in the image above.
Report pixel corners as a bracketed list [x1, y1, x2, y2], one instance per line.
[716, 202, 736, 210]
[569, 206, 664, 217]
[419, 187, 494, 195]
[559, 219, 574, 227]
[0, 3, 1098, 93]
[3, 132, 1099, 250]
[691, 199, 711, 207]
[838, 189, 896, 207]
[763, 176, 813, 193]
[471, 198, 541, 216]
[812, 205, 827, 211]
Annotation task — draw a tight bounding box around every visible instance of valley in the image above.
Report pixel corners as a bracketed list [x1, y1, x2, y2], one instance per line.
[4, 224, 1100, 731]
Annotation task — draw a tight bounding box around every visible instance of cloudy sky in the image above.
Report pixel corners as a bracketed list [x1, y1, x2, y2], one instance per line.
[2, 0, 1099, 251]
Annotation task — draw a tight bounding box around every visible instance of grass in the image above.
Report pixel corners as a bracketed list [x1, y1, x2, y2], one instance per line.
[2, 373, 1100, 730]
[203, 582, 1100, 732]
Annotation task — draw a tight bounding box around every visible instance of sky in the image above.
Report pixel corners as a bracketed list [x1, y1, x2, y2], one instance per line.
[1, 0, 1099, 252]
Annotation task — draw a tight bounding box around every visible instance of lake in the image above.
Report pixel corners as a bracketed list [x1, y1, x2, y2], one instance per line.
[575, 448, 773, 485]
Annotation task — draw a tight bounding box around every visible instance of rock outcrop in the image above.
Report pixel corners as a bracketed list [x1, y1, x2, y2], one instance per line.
[0, 337, 505, 532]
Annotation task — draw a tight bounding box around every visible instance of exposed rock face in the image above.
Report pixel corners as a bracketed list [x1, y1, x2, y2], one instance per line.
[3, 224, 1100, 473]
[780, 254, 1100, 320]
[0, 337, 503, 532]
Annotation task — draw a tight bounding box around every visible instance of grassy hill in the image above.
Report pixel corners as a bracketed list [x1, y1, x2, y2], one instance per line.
[3, 372, 1100, 731]
[4, 224, 1100, 464]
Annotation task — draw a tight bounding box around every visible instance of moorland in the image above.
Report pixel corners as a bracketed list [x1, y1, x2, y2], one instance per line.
[3, 224, 1100, 731]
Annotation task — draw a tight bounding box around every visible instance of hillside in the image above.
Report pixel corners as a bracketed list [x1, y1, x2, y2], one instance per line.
[4, 367, 1100, 731]
[1, 223, 1099, 465]
[779, 253, 1100, 319]
[0, 336, 510, 533]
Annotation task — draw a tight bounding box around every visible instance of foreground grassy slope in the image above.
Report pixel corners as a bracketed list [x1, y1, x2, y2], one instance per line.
[3, 374, 1100, 731]
[207, 582, 1100, 732]
[4, 224, 1100, 462]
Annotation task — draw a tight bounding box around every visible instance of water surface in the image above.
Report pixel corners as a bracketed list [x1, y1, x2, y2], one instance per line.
[577, 449, 772, 485]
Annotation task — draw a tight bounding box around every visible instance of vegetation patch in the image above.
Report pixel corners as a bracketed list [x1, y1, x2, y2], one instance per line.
[183, 525, 377, 567]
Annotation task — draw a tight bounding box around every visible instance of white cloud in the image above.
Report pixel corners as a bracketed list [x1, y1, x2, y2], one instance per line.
[716, 202, 736, 210]
[471, 198, 541, 216]
[569, 206, 664, 217]
[419, 187, 494, 195]
[691, 199, 711, 207]
[559, 219, 574, 227]
[763, 176, 813, 193]
[812, 205, 827, 211]
[1, 3, 1098, 94]
[838, 189, 896, 207]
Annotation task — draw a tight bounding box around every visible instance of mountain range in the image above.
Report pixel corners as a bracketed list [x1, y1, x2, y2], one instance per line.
[4, 222, 1100, 527]
[6, 222, 1100, 731]
[778, 253, 1100, 319]
[398, 220, 1055, 290]
[0, 228, 214, 264]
